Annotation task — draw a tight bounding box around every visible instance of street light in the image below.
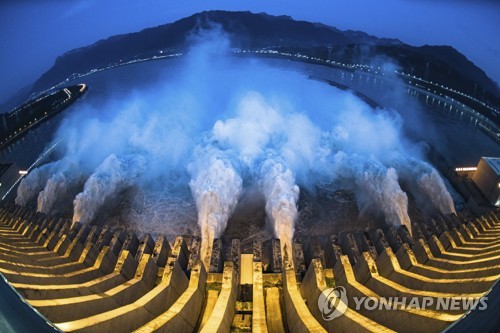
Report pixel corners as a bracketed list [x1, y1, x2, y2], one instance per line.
[19, 170, 28, 175]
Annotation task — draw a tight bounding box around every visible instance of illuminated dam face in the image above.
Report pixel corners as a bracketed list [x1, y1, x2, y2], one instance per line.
[1, 43, 500, 333]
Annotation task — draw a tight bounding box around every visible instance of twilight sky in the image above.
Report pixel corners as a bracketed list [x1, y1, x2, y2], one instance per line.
[0, 0, 499, 105]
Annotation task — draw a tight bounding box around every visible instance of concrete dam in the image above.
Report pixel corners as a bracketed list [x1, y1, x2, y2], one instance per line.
[0, 202, 498, 332]
[0, 49, 499, 333]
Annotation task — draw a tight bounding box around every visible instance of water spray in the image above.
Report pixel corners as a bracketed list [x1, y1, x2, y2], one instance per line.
[189, 147, 242, 268]
[72, 154, 146, 226]
[260, 157, 300, 254]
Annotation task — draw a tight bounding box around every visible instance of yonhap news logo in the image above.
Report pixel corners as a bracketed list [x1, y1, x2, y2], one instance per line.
[317, 286, 348, 321]
[318, 286, 489, 321]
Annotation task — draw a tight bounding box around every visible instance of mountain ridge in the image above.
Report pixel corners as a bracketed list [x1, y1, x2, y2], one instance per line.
[24, 10, 500, 108]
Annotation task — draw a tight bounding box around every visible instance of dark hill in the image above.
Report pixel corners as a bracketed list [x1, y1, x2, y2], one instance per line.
[32, 10, 499, 107]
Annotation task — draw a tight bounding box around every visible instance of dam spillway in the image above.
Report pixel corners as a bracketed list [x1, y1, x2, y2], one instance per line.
[0, 203, 499, 332]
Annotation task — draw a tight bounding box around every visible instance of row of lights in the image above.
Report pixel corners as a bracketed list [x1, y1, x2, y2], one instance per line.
[237, 49, 384, 74]
[240, 48, 497, 115]
[454, 167, 477, 172]
[397, 72, 498, 115]
[26, 48, 497, 127]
